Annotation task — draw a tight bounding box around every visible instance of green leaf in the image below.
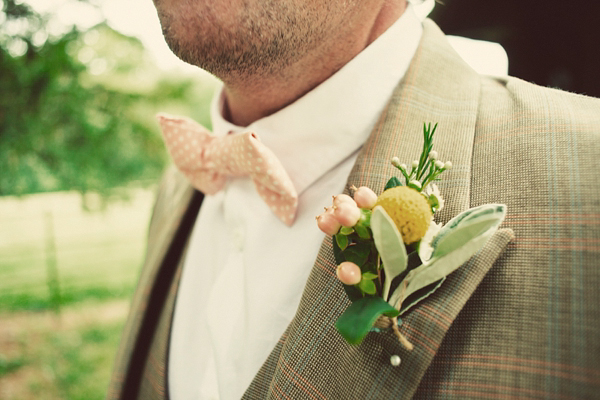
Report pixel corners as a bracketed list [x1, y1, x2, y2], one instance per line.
[354, 224, 371, 239]
[333, 238, 364, 302]
[358, 279, 377, 295]
[335, 233, 349, 251]
[384, 176, 403, 191]
[427, 193, 440, 212]
[343, 284, 364, 302]
[336, 297, 400, 345]
[339, 226, 354, 235]
[431, 204, 506, 259]
[342, 241, 371, 266]
[371, 206, 408, 301]
[390, 204, 507, 306]
[362, 272, 378, 280]
[398, 278, 444, 315]
[332, 234, 345, 265]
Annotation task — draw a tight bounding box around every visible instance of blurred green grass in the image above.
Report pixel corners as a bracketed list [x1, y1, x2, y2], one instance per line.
[0, 188, 155, 399]
[0, 188, 154, 311]
[0, 300, 128, 400]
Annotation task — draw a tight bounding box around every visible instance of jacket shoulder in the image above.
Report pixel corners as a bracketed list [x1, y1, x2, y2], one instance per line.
[478, 75, 600, 128]
[472, 75, 600, 194]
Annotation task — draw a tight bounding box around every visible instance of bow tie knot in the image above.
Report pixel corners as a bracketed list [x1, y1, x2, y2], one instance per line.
[158, 113, 298, 226]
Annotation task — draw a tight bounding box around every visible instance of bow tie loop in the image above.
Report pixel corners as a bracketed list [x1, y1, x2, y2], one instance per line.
[157, 113, 298, 226]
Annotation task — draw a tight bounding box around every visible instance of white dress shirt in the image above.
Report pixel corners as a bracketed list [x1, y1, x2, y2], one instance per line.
[168, 7, 423, 400]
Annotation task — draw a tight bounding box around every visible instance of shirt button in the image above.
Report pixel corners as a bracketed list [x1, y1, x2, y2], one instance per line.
[232, 226, 245, 251]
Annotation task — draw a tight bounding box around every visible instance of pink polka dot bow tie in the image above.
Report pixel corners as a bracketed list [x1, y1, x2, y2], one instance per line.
[157, 113, 299, 226]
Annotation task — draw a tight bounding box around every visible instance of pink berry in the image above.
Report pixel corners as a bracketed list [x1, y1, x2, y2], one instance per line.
[336, 261, 362, 285]
[316, 208, 341, 235]
[333, 194, 356, 208]
[353, 186, 378, 209]
[333, 202, 361, 227]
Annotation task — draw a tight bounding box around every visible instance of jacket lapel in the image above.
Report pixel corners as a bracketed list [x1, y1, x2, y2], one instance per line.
[107, 167, 202, 400]
[352, 19, 480, 221]
[244, 20, 513, 399]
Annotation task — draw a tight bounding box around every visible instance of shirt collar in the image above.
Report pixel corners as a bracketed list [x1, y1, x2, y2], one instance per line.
[210, 5, 423, 196]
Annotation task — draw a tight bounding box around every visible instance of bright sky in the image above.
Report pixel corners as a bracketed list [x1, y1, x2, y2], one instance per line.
[24, 0, 201, 74]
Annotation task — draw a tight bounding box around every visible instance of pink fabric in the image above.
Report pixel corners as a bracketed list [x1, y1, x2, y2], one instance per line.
[157, 113, 298, 226]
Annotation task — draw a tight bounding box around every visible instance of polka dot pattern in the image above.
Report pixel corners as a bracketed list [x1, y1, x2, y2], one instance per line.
[157, 113, 299, 226]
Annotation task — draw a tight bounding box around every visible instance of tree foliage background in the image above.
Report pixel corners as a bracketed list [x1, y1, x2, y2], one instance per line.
[1, 0, 598, 199]
[0, 0, 215, 199]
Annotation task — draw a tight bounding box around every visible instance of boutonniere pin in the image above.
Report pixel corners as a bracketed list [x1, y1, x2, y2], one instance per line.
[316, 123, 507, 348]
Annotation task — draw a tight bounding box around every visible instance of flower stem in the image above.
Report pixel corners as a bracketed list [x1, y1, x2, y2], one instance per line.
[392, 317, 414, 351]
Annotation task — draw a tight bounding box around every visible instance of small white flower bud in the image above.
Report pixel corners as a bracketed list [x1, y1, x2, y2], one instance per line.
[428, 150, 438, 161]
[412, 160, 419, 169]
[391, 156, 401, 167]
[444, 161, 453, 170]
[434, 160, 444, 169]
[399, 163, 407, 172]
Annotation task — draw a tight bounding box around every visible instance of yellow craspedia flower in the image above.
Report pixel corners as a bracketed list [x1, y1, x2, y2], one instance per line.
[374, 186, 432, 244]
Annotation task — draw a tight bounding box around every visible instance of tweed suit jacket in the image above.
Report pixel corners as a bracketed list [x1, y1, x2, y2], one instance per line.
[107, 20, 600, 399]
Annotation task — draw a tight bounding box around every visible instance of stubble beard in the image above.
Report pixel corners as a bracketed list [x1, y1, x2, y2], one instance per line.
[157, 2, 325, 82]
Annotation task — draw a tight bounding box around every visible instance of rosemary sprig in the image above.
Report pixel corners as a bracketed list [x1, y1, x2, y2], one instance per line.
[391, 122, 451, 193]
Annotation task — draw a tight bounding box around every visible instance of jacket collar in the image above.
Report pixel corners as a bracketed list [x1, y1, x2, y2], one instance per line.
[349, 18, 481, 222]
[243, 19, 513, 399]
[107, 167, 202, 399]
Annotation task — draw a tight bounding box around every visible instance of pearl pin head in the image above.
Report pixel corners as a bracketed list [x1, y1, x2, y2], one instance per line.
[390, 355, 401, 367]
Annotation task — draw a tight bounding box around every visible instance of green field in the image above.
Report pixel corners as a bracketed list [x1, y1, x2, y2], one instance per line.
[0, 189, 155, 399]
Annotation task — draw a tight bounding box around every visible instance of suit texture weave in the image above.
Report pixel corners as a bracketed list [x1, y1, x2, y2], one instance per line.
[107, 20, 600, 400]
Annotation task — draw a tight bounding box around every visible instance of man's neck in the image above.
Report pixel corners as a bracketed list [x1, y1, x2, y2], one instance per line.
[221, 1, 407, 127]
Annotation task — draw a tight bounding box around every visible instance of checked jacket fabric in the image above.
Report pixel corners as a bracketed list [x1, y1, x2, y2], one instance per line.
[107, 20, 600, 400]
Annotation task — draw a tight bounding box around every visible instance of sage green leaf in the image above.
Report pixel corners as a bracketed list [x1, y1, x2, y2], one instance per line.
[335, 233, 349, 251]
[400, 230, 493, 302]
[388, 204, 507, 310]
[358, 278, 377, 295]
[371, 206, 408, 301]
[392, 204, 507, 305]
[398, 278, 444, 315]
[336, 297, 400, 345]
[385, 176, 403, 191]
[431, 204, 506, 260]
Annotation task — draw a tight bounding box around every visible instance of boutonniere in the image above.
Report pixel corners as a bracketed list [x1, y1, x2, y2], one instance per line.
[316, 123, 506, 349]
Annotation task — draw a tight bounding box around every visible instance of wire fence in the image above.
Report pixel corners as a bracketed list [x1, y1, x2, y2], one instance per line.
[0, 187, 156, 312]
